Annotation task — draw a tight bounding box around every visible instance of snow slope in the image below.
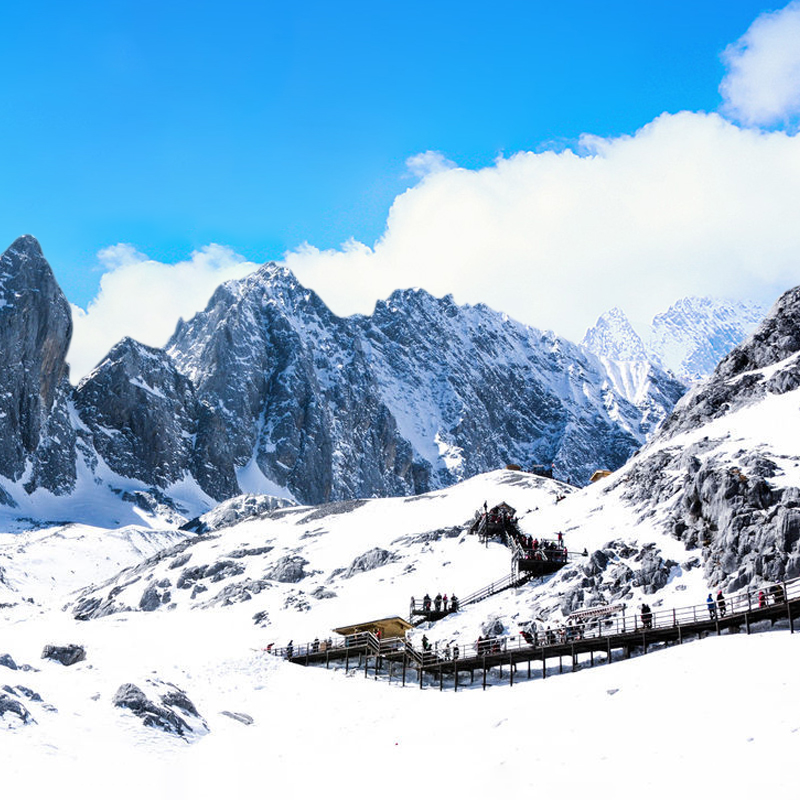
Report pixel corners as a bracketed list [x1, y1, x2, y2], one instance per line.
[2, 462, 799, 797]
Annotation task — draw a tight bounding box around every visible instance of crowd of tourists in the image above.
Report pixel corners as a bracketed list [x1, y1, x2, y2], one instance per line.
[509, 529, 568, 563]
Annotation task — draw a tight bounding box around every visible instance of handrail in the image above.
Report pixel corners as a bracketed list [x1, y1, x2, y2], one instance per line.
[271, 575, 800, 671]
[459, 573, 523, 607]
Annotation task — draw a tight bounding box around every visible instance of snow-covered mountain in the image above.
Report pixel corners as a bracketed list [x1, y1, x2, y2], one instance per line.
[582, 296, 767, 384]
[0, 236, 685, 523]
[164, 265, 686, 502]
[3, 280, 800, 793]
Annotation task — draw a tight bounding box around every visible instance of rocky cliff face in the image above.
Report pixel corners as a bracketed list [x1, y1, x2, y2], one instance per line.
[605, 285, 800, 592]
[167, 268, 681, 502]
[73, 337, 237, 500]
[0, 236, 76, 497]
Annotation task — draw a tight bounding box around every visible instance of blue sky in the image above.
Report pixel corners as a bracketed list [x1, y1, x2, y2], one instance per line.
[0, 1, 771, 296]
[3, 1, 800, 377]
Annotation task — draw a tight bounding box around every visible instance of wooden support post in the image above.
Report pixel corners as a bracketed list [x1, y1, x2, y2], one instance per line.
[345, 650, 350, 674]
[542, 648, 546, 679]
[375, 656, 380, 680]
[509, 655, 513, 686]
[785, 583, 794, 634]
[326, 649, 329, 669]
[527, 660, 531, 680]
[402, 654, 407, 686]
[454, 659, 458, 692]
[678, 624, 683, 644]
[571, 644, 576, 672]
[745, 612, 750, 635]
[483, 656, 487, 691]
[559, 655, 563, 674]
[388, 660, 393, 684]
[606, 637, 611, 665]
[364, 655, 369, 678]
[590, 649, 594, 667]
[642, 631, 647, 655]
[419, 662, 424, 690]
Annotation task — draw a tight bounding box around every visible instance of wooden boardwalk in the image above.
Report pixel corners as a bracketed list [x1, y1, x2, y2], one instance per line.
[274, 577, 800, 690]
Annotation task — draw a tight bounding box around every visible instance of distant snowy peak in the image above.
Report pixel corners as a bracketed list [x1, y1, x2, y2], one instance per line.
[581, 307, 648, 362]
[648, 296, 767, 382]
[583, 296, 767, 384]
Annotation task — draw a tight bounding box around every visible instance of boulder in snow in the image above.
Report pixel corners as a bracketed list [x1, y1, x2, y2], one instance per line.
[41, 644, 86, 666]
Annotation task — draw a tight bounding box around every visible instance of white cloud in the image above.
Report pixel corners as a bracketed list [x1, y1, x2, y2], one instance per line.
[720, 1, 800, 127]
[405, 150, 458, 178]
[285, 113, 800, 341]
[69, 244, 260, 380]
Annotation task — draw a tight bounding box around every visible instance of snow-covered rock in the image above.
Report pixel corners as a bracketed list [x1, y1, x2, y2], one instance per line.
[112, 680, 208, 740]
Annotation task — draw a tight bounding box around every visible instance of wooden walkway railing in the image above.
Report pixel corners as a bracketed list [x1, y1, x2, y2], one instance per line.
[271, 575, 800, 690]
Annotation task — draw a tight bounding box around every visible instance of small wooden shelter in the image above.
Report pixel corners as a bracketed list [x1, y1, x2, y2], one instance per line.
[590, 469, 612, 483]
[332, 616, 413, 641]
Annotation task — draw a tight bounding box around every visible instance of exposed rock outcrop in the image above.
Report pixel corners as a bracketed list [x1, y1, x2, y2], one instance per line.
[0, 235, 75, 496]
[41, 644, 86, 666]
[112, 681, 207, 740]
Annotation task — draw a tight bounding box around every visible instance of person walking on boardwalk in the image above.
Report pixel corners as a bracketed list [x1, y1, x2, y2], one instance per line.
[422, 634, 431, 652]
[759, 590, 766, 608]
[423, 593, 431, 611]
[450, 593, 459, 612]
[443, 593, 449, 611]
[641, 603, 652, 629]
[716, 590, 727, 617]
[707, 593, 717, 620]
[434, 593, 442, 612]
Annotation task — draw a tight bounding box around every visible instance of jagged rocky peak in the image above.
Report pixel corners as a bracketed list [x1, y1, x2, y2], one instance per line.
[714, 286, 800, 380]
[166, 263, 672, 498]
[74, 337, 201, 488]
[0, 235, 75, 493]
[581, 307, 648, 362]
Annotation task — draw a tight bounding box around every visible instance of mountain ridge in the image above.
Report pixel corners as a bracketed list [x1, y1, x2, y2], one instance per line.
[0, 236, 689, 522]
